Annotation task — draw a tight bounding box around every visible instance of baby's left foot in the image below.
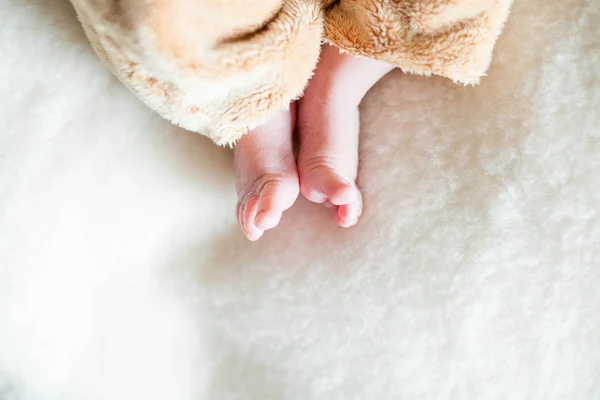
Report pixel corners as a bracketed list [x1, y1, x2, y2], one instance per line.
[297, 44, 394, 228]
[297, 100, 363, 228]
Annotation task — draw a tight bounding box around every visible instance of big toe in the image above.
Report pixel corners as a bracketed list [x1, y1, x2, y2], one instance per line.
[238, 174, 299, 240]
[300, 167, 362, 227]
[254, 176, 299, 230]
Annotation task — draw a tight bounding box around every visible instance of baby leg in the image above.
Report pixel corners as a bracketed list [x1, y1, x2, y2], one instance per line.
[234, 106, 299, 241]
[297, 44, 394, 227]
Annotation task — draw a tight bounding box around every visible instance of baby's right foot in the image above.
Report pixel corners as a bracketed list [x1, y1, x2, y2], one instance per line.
[234, 107, 299, 241]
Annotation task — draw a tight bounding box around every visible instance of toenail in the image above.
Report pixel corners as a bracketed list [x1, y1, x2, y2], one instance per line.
[247, 229, 264, 241]
[343, 218, 358, 227]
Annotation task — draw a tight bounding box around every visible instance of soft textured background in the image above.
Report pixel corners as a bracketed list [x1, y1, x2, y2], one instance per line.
[1, 0, 599, 398]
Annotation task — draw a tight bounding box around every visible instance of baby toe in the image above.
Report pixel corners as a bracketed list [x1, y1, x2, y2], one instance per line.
[325, 179, 356, 206]
[300, 180, 328, 204]
[300, 167, 355, 206]
[254, 207, 283, 231]
[241, 195, 265, 241]
[336, 189, 362, 228]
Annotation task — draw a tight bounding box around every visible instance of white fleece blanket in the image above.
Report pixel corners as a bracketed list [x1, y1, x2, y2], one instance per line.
[1, 0, 599, 398]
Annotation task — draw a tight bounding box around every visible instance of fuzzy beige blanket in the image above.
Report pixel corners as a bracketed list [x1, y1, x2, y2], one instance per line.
[1, 0, 599, 398]
[70, 0, 511, 144]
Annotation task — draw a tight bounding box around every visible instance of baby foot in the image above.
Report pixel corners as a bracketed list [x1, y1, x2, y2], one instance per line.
[234, 107, 299, 241]
[297, 102, 363, 228]
[297, 44, 394, 228]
